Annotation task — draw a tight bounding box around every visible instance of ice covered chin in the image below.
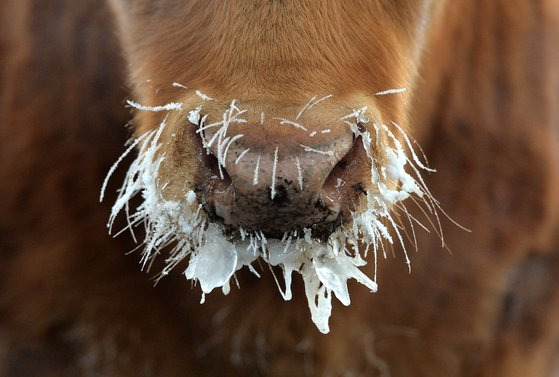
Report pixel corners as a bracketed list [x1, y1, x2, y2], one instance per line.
[102, 96, 439, 334]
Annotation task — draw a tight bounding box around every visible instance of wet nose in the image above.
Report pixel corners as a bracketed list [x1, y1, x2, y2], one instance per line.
[202, 123, 356, 238]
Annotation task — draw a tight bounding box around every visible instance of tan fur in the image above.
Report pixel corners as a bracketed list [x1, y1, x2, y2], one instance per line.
[1, 0, 559, 376]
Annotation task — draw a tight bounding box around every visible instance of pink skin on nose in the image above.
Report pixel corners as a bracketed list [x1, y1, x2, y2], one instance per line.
[199, 120, 364, 239]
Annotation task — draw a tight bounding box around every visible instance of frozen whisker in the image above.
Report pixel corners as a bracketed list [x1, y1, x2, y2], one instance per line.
[392, 207, 419, 253]
[339, 106, 368, 122]
[296, 95, 316, 121]
[195, 90, 215, 101]
[248, 265, 261, 278]
[274, 118, 308, 131]
[204, 122, 227, 148]
[410, 196, 444, 243]
[253, 155, 261, 185]
[267, 259, 290, 301]
[172, 82, 188, 89]
[222, 134, 244, 168]
[309, 131, 317, 137]
[123, 200, 138, 243]
[215, 136, 230, 179]
[196, 120, 227, 135]
[203, 101, 249, 164]
[100, 131, 150, 203]
[296, 94, 333, 120]
[295, 157, 304, 191]
[126, 100, 183, 112]
[321, 129, 331, 134]
[260, 112, 265, 126]
[390, 121, 431, 167]
[235, 148, 250, 165]
[386, 214, 411, 272]
[270, 147, 279, 199]
[300, 144, 335, 156]
[374, 88, 407, 96]
[407, 160, 468, 236]
[388, 122, 436, 173]
[112, 214, 144, 239]
[395, 202, 430, 234]
[405, 162, 447, 238]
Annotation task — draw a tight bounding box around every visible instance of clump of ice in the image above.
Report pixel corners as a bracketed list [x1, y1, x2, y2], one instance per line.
[101, 96, 440, 334]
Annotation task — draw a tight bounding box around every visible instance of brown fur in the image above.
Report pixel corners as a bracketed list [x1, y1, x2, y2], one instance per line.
[1, 0, 559, 376]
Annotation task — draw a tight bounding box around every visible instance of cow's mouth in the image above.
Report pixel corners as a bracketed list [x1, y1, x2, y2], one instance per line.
[102, 97, 437, 334]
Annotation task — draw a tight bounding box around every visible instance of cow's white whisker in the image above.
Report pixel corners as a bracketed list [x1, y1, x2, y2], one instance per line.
[223, 134, 244, 167]
[274, 118, 308, 131]
[126, 100, 183, 112]
[295, 157, 304, 191]
[235, 148, 250, 165]
[253, 155, 261, 185]
[374, 88, 406, 96]
[296, 94, 333, 120]
[270, 147, 279, 199]
[195, 89, 214, 101]
[300, 144, 334, 156]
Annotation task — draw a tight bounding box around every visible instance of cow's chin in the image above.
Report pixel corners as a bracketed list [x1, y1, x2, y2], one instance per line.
[101, 100, 438, 334]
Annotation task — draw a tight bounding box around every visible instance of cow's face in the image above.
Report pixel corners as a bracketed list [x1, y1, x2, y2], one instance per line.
[106, 0, 449, 332]
[110, 1, 445, 125]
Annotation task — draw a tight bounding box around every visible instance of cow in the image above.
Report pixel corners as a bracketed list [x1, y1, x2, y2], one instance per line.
[1, 0, 559, 376]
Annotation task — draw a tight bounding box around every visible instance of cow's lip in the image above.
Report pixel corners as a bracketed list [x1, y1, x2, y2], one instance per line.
[199, 183, 341, 240]
[197, 174, 366, 242]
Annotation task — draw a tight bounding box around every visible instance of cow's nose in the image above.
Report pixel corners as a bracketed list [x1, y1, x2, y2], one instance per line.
[200, 124, 359, 238]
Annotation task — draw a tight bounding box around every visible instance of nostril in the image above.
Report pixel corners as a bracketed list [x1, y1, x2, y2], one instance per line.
[322, 136, 363, 193]
[336, 159, 348, 170]
[194, 135, 233, 188]
[352, 182, 367, 196]
[315, 197, 327, 211]
[188, 115, 234, 186]
[189, 120, 234, 213]
[202, 149, 232, 185]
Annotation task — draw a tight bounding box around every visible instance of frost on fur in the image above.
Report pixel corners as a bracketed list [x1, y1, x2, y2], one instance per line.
[102, 98, 441, 334]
